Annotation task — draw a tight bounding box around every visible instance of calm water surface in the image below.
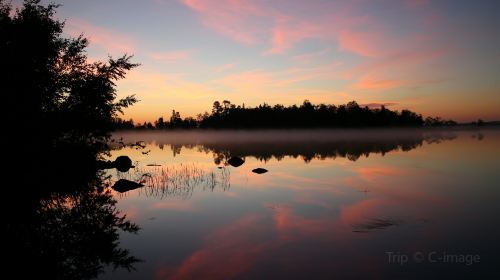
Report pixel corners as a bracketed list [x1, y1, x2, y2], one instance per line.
[100, 129, 499, 279]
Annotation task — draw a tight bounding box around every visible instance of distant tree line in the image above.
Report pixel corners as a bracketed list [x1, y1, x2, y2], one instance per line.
[114, 100, 462, 129]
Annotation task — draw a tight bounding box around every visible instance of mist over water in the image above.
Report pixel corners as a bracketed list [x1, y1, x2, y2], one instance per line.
[111, 128, 460, 162]
[112, 128, 458, 144]
[99, 128, 500, 279]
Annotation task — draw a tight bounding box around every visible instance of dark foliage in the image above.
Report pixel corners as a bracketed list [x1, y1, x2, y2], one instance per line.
[424, 116, 457, 126]
[2, 1, 140, 278]
[141, 100, 425, 129]
[200, 100, 424, 128]
[1, 0, 138, 150]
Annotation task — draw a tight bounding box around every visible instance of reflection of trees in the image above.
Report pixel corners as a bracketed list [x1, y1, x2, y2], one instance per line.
[170, 144, 183, 157]
[6, 171, 141, 279]
[112, 130, 457, 164]
[39, 186, 139, 278]
[196, 131, 457, 163]
[6, 141, 140, 279]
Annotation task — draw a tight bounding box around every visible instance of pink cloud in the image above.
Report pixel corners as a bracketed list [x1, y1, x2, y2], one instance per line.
[156, 214, 269, 280]
[181, 0, 376, 55]
[181, 0, 266, 44]
[65, 18, 135, 55]
[264, 20, 323, 55]
[337, 29, 382, 57]
[354, 75, 409, 90]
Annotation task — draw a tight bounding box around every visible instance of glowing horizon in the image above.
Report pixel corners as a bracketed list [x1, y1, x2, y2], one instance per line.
[15, 0, 500, 123]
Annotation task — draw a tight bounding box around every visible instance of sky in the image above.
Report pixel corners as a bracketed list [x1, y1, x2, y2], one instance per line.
[13, 0, 500, 122]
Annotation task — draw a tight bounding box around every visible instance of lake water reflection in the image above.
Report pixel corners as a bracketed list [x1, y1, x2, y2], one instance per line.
[101, 129, 499, 279]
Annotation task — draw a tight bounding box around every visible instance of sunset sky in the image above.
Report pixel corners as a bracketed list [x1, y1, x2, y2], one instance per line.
[16, 0, 500, 122]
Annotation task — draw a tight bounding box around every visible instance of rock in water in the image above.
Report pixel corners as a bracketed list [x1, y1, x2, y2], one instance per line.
[112, 179, 144, 193]
[114, 156, 133, 172]
[227, 157, 245, 167]
[252, 168, 268, 174]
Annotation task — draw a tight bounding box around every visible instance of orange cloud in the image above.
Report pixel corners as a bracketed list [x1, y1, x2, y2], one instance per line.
[214, 62, 342, 92]
[65, 18, 135, 55]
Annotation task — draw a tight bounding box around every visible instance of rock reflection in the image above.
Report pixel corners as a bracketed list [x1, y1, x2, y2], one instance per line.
[352, 218, 403, 233]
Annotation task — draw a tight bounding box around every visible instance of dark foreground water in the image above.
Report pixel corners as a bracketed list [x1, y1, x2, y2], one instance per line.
[100, 129, 499, 279]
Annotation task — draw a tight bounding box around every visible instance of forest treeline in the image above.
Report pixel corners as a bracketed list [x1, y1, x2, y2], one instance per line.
[115, 100, 460, 129]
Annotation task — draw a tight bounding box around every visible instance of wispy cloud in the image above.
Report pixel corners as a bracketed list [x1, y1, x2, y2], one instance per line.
[353, 74, 445, 91]
[264, 20, 323, 55]
[337, 29, 382, 57]
[181, 0, 377, 56]
[181, 0, 266, 45]
[65, 18, 135, 55]
[354, 76, 409, 90]
[213, 62, 343, 93]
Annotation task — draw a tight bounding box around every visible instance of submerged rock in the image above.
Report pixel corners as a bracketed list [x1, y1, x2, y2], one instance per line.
[227, 157, 245, 167]
[97, 156, 134, 172]
[112, 179, 144, 193]
[252, 168, 268, 174]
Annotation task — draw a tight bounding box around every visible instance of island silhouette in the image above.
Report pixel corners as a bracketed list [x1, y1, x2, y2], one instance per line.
[115, 99, 465, 130]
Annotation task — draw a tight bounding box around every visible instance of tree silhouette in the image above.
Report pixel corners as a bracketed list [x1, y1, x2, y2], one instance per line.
[3, 2, 141, 278]
[194, 100, 426, 128]
[2, 0, 138, 150]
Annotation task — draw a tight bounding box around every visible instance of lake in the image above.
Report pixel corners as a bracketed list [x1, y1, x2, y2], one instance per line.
[100, 128, 499, 279]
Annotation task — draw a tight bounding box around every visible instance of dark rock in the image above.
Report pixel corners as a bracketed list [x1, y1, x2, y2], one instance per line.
[227, 157, 245, 167]
[252, 168, 268, 174]
[112, 179, 144, 193]
[114, 156, 134, 172]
